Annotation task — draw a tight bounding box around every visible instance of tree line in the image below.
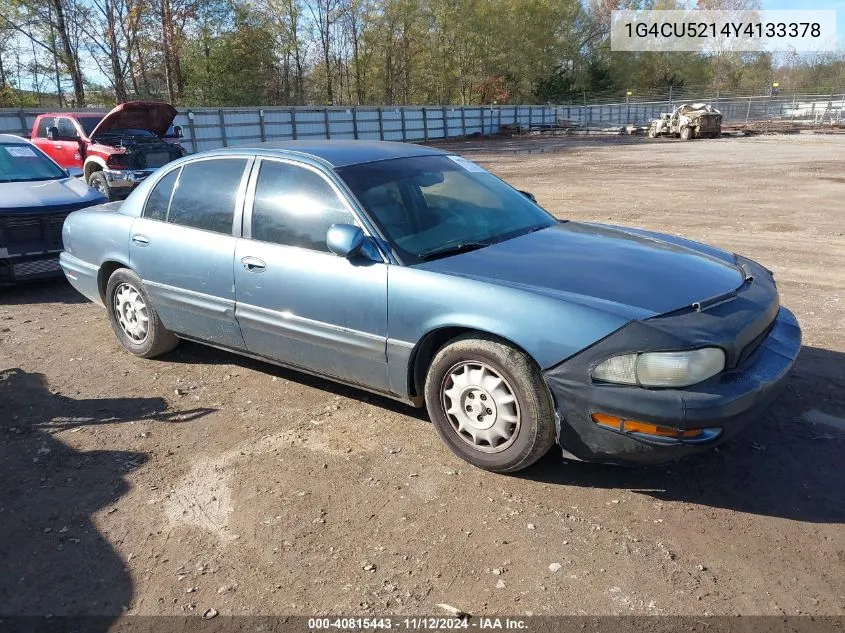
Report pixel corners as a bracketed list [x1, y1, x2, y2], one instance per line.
[0, 0, 843, 108]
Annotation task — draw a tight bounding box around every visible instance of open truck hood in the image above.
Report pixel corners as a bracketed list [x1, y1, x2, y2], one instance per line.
[89, 101, 178, 138]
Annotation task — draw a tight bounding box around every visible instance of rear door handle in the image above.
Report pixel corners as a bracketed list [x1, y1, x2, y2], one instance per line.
[241, 256, 266, 272]
[131, 233, 150, 247]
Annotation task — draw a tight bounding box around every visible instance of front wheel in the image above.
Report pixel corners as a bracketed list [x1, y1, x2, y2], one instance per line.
[680, 126, 693, 140]
[105, 268, 178, 358]
[424, 334, 556, 473]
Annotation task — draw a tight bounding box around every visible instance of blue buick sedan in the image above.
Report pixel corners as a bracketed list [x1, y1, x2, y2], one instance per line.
[59, 141, 801, 472]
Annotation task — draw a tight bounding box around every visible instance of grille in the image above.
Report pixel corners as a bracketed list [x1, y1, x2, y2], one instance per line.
[6, 218, 43, 243]
[142, 151, 172, 168]
[2, 213, 70, 247]
[14, 257, 61, 277]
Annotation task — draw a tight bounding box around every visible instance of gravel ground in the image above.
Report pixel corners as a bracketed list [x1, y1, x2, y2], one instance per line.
[1, 133, 843, 620]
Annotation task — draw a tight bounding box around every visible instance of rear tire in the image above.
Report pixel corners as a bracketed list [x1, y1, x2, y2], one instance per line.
[680, 126, 693, 141]
[424, 334, 556, 473]
[105, 268, 178, 358]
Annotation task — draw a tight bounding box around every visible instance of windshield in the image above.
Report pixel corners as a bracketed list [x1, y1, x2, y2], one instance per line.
[0, 143, 67, 183]
[337, 155, 557, 263]
[77, 116, 104, 136]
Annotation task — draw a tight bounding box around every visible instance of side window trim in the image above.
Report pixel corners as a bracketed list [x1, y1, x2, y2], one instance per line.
[242, 156, 386, 261]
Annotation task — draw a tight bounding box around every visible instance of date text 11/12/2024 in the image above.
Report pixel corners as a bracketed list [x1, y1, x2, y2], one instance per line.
[307, 617, 528, 630]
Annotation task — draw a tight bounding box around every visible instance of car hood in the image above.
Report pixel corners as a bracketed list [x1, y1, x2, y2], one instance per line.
[89, 101, 178, 138]
[416, 222, 746, 317]
[0, 177, 106, 213]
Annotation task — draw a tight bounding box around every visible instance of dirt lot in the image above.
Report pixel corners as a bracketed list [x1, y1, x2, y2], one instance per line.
[1, 133, 844, 621]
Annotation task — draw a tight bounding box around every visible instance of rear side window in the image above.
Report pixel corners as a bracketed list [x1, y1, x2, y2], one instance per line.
[251, 160, 353, 252]
[144, 168, 180, 221]
[167, 159, 247, 234]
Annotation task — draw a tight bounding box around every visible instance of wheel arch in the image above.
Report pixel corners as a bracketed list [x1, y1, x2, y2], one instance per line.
[84, 156, 107, 181]
[407, 326, 538, 401]
[97, 259, 133, 304]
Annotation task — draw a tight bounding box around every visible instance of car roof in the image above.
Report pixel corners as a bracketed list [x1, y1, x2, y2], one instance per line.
[38, 112, 104, 117]
[223, 140, 448, 168]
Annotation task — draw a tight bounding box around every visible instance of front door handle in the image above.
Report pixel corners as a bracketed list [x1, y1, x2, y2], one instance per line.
[241, 256, 266, 272]
[54, 144, 62, 150]
[131, 233, 150, 247]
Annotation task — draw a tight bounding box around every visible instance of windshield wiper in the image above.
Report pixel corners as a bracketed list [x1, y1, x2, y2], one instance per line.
[418, 241, 489, 262]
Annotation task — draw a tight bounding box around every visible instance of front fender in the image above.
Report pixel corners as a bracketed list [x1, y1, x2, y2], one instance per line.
[386, 266, 630, 396]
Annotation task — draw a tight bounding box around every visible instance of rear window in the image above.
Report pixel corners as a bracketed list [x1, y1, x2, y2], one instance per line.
[0, 143, 66, 183]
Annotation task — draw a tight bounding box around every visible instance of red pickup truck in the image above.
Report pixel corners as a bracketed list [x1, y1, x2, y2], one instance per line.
[30, 101, 186, 200]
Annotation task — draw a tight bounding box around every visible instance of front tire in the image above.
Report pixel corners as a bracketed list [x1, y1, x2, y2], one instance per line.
[88, 171, 118, 201]
[424, 334, 556, 473]
[680, 126, 693, 140]
[105, 268, 178, 358]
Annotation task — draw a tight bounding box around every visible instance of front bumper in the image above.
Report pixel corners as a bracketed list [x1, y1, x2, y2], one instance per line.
[102, 169, 153, 190]
[544, 306, 801, 465]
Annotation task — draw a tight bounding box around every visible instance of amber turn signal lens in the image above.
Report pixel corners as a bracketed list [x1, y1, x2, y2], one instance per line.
[591, 413, 704, 440]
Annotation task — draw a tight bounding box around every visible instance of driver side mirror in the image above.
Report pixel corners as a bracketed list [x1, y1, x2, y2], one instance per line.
[173, 125, 184, 138]
[326, 223, 365, 258]
[518, 190, 537, 203]
[46, 126, 59, 141]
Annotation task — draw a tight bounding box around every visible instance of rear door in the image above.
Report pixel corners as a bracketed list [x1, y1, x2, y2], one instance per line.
[129, 156, 252, 349]
[233, 157, 389, 391]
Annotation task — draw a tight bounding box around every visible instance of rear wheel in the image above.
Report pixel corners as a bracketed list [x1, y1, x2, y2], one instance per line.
[105, 268, 178, 358]
[424, 334, 556, 473]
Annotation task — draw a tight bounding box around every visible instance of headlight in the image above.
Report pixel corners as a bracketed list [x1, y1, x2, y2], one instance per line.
[592, 348, 725, 387]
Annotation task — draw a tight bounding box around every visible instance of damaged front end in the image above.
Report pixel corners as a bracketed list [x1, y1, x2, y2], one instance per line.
[544, 257, 801, 465]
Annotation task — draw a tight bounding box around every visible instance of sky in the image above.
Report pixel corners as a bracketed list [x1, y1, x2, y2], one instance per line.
[759, 0, 843, 46]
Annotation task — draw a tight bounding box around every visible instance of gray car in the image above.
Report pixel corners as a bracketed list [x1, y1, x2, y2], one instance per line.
[59, 141, 800, 472]
[0, 134, 105, 283]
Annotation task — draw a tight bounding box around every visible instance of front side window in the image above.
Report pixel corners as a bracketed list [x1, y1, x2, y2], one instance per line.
[337, 155, 556, 263]
[143, 168, 180, 221]
[251, 160, 353, 252]
[56, 118, 78, 140]
[167, 159, 247, 234]
[0, 143, 66, 183]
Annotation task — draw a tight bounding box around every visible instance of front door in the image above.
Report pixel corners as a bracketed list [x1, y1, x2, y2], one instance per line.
[53, 118, 84, 168]
[233, 157, 389, 391]
[129, 157, 252, 349]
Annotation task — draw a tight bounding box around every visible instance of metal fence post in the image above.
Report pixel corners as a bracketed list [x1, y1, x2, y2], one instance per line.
[352, 108, 359, 139]
[497, 106, 501, 131]
[460, 106, 466, 137]
[290, 108, 298, 139]
[745, 97, 752, 127]
[18, 109, 27, 136]
[400, 107, 407, 141]
[528, 106, 533, 130]
[187, 111, 198, 153]
[218, 109, 228, 147]
[258, 109, 266, 142]
[377, 107, 384, 140]
[442, 106, 448, 138]
[422, 107, 429, 142]
[324, 108, 332, 139]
